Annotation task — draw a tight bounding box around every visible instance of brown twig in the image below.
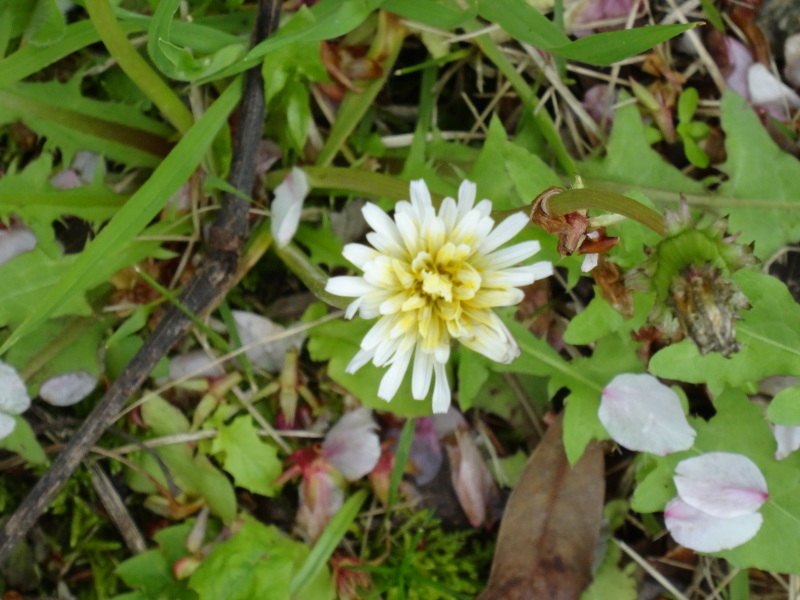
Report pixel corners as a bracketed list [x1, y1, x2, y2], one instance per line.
[0, 0, 281, 563]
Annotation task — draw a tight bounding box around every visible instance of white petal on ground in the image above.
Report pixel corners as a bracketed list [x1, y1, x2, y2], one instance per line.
[674, 452, 768, 518]
[599, 373, 696, 455]
[270, 167, 309, 248]
[322, 407, 381, 480]
[232, 310, 306, 373]
[773, 424, 800, 460]
[39, 371, 98, 406]
[581, 253, 599, 272]
[0, 412, 17, 439]
[0, 226, 37, 266]
[0, 361, 30, 416]
[166, 350, 225, 382]
[664, 496, 763, 553]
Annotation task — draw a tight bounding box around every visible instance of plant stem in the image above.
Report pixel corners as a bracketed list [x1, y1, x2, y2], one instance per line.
[541, 188, 666, 235]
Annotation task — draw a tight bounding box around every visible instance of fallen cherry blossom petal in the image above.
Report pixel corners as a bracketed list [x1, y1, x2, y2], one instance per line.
[271, 167, 309, 248]
[232, 310, 306, 373]
[674, 452, 768, 518]
[323, 407, 381, 481]
[599, 373, 696, 455]
[0, 361, 30, 439]
[0, 226, 37, 266]
[408, 416, 443, 485]
[664, 496, 763, 552]
[39, 371, 98, 406]
[773, 424, 800, 460]
[748, 63, 800, 120]
[723, 36, 754, 100]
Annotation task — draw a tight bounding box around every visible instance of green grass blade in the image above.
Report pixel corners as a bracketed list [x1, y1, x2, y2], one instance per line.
[0, 77, 243, 354]
[289, 489, 367, 596]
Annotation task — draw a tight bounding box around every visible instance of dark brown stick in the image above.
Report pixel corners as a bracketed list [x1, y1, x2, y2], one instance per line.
[0, 0, 281, 563]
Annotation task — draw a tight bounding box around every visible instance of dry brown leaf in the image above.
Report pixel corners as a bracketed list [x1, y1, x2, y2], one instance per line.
[477, 414, 604, 600]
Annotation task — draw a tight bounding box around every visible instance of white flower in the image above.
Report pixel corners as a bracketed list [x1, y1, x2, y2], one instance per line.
[599, 373, 696, 455]
[0, 361, 30, 439]
[325, 180, 552, 413]
[665, 452, 768, 552]
[271, 167, 309, 248]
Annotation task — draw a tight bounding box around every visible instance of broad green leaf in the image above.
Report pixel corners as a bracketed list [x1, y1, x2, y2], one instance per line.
[767, 386, 800, 426]
[633, 389, 800, 574]
[716, 91, 800, 259]
[189, 520, 333, 600]
[0, 76, 242, 354]
[564, 292, 655, 345]
[0, 81, 173, 167]
[649, 270, 800, 394]
[580, 542, 637, 600]
[0, 415, 47, 465]
[457, 346, 490, 411]
[210, 415, 282, 497]
[294, 220, 349, 269]
[580, 97, 705, 195]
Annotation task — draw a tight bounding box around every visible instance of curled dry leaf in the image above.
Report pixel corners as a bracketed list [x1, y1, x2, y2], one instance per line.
[477, 414, 604, 600]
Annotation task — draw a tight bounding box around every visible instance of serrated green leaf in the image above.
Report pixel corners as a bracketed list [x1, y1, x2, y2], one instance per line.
[716, 91, 800, 259]
[649, 270, 800, 394]
[767, 386, 800, 426]
[0, 77, 242, 354]
[210, 415, 282, 497]
[0, 81, 172, 167]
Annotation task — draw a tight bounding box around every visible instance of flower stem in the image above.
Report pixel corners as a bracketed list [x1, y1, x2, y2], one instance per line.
[275, 243, 351, 310]
[538, 188, 666, 236]
[84, 0, 194, 134]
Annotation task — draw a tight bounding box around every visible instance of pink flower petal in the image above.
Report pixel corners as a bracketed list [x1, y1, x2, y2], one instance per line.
[599, 373, 696, 455]
[665, 497, 763, 553]
[0, 226, 37, 266]
[674, 452, 768, 518]
[323, 407, 381, 481]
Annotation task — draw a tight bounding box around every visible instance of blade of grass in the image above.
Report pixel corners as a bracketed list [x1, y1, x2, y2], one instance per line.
[290, 489, 368, 596]
[387, 418, 415, 510]
[0, 77, 243, 354]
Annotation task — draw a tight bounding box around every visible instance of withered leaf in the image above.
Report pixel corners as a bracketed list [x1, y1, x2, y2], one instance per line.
[477, 414, 604, 600]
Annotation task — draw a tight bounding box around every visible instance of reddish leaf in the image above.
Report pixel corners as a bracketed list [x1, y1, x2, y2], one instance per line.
[477, 414, 604, 600]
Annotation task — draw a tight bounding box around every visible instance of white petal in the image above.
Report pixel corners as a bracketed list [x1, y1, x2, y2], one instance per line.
[39, 371, 98, 406]
[362, 203, 403, 249]
[325, 276, 378, 298]
[581, 254, 599, 272]
[0, 361, 30, 415]
[378, 347, 413, 401]
[166, 350, 225, 382]
[480, 241, 542, 270]
[599, 373, 696, 455]
[460, 313, 520, 364]
[456, 180, 477, 216]
[431, 361, 451, 413]
[478, 212, 529, 254]
[345, 349, 373, 374]
[748, 63, 800, 107]
[674, 452, 768, 518]
[0, 412, 16, 439]
[271, 167, 309, 248]
[773, 424, 800, 460]
[411, 348, 434, 400]
[323, 407, 381, 480]
[665, 497, 763, 553]
[342, 243, 380, 269]
[409, 179, 433, 217]
[395, 211, 421, 255]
